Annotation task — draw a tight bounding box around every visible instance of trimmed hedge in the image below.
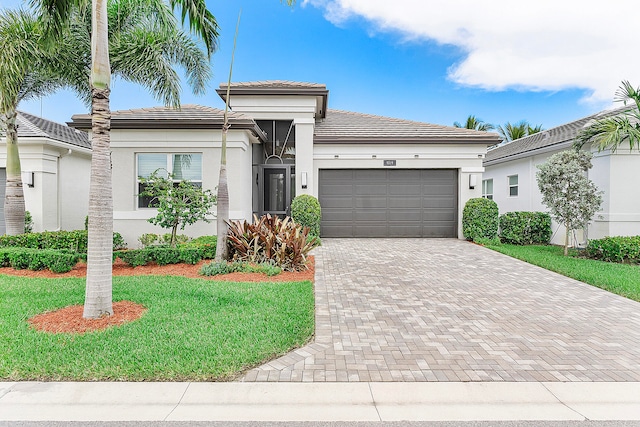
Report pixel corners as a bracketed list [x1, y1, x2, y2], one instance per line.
[0, 230, 127, 252]
[114, 244, 217, 267]
[499, 211, 552, 245]
[291, 194, 321, 237]
[0, 248, 82, 273]
[585, 236, 640, 264]
[462, 198, 499, 242]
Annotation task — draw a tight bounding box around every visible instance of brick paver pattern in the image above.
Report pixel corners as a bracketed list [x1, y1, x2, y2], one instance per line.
[241, 239, 640, 382]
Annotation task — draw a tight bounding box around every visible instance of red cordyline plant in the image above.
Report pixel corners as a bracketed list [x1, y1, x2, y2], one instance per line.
[226, 214, 319, 271]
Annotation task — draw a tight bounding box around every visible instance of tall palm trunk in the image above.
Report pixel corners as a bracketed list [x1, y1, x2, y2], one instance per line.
[83, 0, 113, 319]
[3, 109, 25, 235]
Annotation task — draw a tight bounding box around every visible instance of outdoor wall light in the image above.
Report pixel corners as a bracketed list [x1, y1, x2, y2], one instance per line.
[22, 171, 34, 188]
[469, 174, 477, 190]
[301, 172, 308, 189]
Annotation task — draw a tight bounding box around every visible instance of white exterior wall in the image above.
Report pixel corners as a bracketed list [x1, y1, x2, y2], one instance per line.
[0, 139, 90, 233]
[313, 143, 488, 239]
[484, 147, 640, 245]
[110, 128, 254, 247]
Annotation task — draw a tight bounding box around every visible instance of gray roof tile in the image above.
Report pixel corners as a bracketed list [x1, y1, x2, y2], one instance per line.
[314, 109, 501, 144]
[0, 111, 90, 149]
[219, 80, 326, 89]
[484, 105, 632, 165]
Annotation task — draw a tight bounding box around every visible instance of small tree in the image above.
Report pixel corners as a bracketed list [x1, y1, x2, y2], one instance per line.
[139, 171, 216, 247]
[536, 150, 603, 255]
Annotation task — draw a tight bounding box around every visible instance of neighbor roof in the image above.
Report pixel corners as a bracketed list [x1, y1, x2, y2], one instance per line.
[314, 109, 502, 144]
[217, 81, 329, 119]
[484, 105, 632, 166]
[69, 105, 265, 140]
[0, 111, 90, 149]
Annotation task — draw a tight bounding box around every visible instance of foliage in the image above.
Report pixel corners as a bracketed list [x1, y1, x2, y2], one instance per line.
[138, 233, 190, 248]
[24, 211, 33, 233]
[486, 244, 640, 302]
[453, 115, 494, 131]
[0, 275, 313, 380]
[499, 211, 552, 245]
[183, 235, 217, 259]
[576, 80, 640, 152]
[0, 230, 126, 252]
[291, 194, 322, 238]
[497, 120, 544, 142]
[0, 247, 81, 273]
[114, 243, 216, 267]
[139, 171, 216, 247]
[536, 150, 603, 255]
[473, 237, 502, 246]
[462, 198, 499, 242]
[585, 236, 640, 264]
[226, 214, 319, 271]
[199, 260, 282, 277]
[138, 233, 159, 248]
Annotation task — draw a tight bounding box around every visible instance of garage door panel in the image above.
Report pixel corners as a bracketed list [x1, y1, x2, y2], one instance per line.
[319, 169, 457, 238]
[355, 196, 387, 209]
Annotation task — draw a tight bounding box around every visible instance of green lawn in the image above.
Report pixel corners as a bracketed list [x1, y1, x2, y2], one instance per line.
[0, 275, 314, 381]
[486, 244, 640, 302]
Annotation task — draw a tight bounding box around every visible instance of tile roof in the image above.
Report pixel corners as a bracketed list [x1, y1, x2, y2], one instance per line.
[314, 109, 502, 144]
[0, 111, 90, 149]
[69, 105, 263, 137]
[219, 80, 326, 89]
[484, 105, 632, 165]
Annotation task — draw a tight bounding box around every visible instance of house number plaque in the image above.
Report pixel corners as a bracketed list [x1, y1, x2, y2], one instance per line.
[383, 160, 396, 166]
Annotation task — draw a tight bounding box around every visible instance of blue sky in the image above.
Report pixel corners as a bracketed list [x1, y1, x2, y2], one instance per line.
[2, 0, 637, 130]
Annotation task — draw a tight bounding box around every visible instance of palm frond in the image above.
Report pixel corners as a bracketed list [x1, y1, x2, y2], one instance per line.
[169, 0, 220, 57]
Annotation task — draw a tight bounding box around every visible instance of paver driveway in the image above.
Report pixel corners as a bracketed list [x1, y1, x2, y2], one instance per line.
[241, 239, 640, 382]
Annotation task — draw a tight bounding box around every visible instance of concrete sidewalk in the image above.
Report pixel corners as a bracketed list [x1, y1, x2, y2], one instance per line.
[1, 382, 640, 422]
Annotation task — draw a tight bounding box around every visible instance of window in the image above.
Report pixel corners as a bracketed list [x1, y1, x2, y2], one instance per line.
[508, 175, 518, 197]
[137, 153, 202, 208]
[482, 179, 493, 200]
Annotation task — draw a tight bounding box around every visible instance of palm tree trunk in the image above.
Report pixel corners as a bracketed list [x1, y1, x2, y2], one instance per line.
[3, 110, 25, 235]
[215, 143, 229, 261]
[83, 0, 113, 319]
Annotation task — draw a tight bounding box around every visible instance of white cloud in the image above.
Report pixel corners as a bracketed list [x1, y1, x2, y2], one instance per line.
[304, 0, 639, 105]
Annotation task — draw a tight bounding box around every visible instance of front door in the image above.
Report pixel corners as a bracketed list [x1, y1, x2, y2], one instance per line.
[259, 164, 295, 217]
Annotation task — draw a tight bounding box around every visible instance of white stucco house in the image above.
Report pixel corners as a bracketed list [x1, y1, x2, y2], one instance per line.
[483, 105, 640, 246]
[0, 111, 91, 235]
[67, 80, 501, 246]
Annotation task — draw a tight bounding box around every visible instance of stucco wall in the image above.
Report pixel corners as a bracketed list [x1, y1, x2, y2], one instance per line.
[109, 128, 254, 247]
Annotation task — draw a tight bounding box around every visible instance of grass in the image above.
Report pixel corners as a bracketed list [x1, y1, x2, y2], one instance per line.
[0, 274, 314, 381]
[486, 244, 640, 302]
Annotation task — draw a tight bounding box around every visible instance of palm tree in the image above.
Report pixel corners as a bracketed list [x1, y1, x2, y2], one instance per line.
[0, 9, 68, 235]
[453, 115, 494, 131]
[497, 120, 543, 142]
[33, 0, 218, 318]
[576, 80, 640, 152]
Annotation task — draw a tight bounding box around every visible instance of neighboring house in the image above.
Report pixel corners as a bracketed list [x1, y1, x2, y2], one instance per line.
[483, 105, 640, 246]
[0, 111, 91, 235]
[68, 80, 500, 246]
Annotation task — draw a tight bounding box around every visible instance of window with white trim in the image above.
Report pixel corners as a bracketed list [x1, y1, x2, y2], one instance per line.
[508, 174, 518, 197]
[136, 153, 202, 208]
[482, 179, 493, 200]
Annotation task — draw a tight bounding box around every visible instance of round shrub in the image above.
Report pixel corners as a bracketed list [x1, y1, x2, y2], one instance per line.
[291, 194, 321, 237]
[462, 198, 499, 241]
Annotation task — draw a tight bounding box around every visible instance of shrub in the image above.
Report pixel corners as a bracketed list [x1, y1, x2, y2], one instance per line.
[462, 198, 499, 242]
[585, 236, 640, 264]
[0, 248, 81, 273]
[115, 249, 152, 267]
[24, 211, 33, 233]
[199, 260, 282, 277]
[499, 212, 552, 245]
[183, 235, 217, 259]
[0, 230, 127, 252]
[473, 237, 501, 246]
[138, 233, 159, 248]
[226, 214, 319, 271]
[291, 194, 321, 237]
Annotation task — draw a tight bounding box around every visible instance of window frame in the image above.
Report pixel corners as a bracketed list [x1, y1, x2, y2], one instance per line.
[482, 178, 493, 200]
[508, 174, 519, 197]
[136, 153, 203, 209]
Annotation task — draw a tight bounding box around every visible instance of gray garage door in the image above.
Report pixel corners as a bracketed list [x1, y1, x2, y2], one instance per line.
[319, 169, 458, 238]
[0, 168, 5, 235]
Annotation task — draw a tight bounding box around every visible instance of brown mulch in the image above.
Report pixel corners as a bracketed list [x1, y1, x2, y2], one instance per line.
[13, 256, 315, 335]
